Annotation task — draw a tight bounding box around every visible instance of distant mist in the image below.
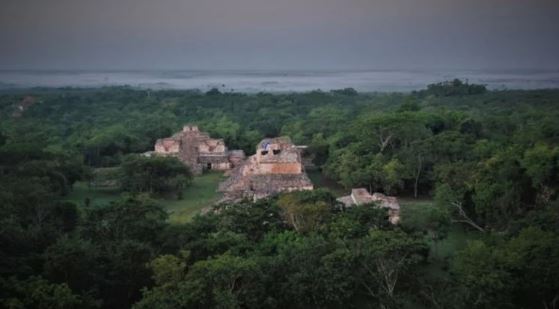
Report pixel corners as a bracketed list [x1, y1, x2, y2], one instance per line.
[2, 69, 559, 92]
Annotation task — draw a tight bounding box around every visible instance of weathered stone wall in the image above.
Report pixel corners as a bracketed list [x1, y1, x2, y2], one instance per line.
[263, 162, 302, 174]
[337, 188, 401, 225]
[155, 138, 180, 154]
[219, 137, 313, 201]
[183, 125, 199, 132]
[152, 125, 242, 175]
[211, 162, 231, 170]
[199, 143, 226, 153]
[228, 150, 246, 167]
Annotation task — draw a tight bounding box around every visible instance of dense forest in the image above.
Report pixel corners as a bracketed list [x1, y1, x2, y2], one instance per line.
[1, 81, 558, 308]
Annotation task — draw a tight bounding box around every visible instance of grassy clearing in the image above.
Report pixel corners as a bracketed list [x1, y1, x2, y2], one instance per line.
[65, 171, 224, 224]
[162, 171, 224, 224]
[65, 182, 121, 207]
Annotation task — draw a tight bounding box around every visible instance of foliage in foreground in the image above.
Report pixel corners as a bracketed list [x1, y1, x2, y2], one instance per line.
[120, 155, 193, 197]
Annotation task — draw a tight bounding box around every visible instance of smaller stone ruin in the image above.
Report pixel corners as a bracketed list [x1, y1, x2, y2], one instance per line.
[148, 125, 245, 174]
[219, 137, 314, 201]
[12, 96, 36, 117]
[337, 188, 401, 224]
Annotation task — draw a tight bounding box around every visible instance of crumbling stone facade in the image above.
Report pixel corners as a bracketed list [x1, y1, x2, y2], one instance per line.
[337, 188, 401, 224]
[219, 137, 314, 201]
[151, 125, 245, 174]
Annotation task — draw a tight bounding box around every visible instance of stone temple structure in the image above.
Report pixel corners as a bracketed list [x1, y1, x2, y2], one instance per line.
[337, 188, 401, 224]
[219, 137, 314, 201]
[12, 96, 37, 118]
[151, 125, 245, 174]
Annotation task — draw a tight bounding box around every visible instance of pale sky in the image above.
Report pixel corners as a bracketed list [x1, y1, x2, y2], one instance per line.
[1, 0, 558, 70]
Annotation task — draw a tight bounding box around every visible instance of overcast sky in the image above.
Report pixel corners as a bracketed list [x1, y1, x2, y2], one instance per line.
[1, 0, 558, 70]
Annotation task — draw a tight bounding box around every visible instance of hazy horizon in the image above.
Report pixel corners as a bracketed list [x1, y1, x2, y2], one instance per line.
[2, 68, 559, 92]
[1, 0, 558, 71]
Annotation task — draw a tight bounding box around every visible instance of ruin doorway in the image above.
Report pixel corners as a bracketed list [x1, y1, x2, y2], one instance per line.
[207, 163, 212, 170]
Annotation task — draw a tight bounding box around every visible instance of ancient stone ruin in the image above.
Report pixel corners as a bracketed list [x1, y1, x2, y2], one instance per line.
[150, 125, 245, 174]
[219, 137, 314, 201]
[337, 188, 401, 224]
[12, 96, 37, 118]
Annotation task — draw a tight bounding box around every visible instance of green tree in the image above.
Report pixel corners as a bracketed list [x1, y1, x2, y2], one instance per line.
[502, 227, 559, 308]
[0, 131, 6, 147]
[351, 230, 428, 308]
[0, 276, 97, 309]
[120, 155, 192, 196]
[521, 143, 558, 204]
[277, 192, 333, 234]
[381, 158, 406, 194]
[135, 253, 264, 309]
[80, 196, 167, 243]
[452, 241, 512, 308]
